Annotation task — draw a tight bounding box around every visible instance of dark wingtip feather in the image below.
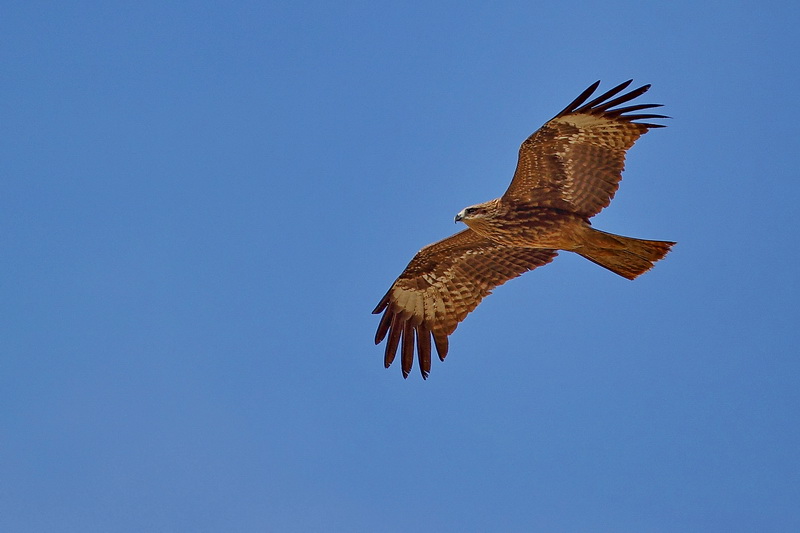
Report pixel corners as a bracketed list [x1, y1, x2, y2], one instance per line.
[624, 113, 670, 121]
[604, 103, 663, 117]
[590, 83, 651, 113]
[433, 331, 449, 362]
[417, 325, 432, 379]
[554, 80, 601, 117]
[372, 291, 390, 314]
[374, 309, 392, 344]
[383, 314, 402, 369]
[559, 80, 666, 127]
[401, 322, 414, 378]
[577, 79, 633, 112]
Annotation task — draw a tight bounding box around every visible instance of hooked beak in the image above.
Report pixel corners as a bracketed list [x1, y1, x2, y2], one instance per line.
[454, 213, 463, 223]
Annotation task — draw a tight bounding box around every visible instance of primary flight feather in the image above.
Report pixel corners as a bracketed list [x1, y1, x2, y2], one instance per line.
[373, 80, 675, 379]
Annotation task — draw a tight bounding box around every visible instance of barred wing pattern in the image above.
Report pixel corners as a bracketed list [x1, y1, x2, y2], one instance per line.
[373, 229, 557, 379]
[503, 80, 667, 217]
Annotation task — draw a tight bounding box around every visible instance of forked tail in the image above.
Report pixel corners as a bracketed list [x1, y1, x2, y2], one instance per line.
[577, 228, 675, 280]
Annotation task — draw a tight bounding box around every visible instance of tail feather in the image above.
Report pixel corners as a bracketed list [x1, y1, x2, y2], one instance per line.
[577, 228, 675, 280]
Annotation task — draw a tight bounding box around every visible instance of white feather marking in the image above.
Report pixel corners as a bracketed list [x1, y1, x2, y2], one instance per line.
[393, 287, 411, 311]
[410, 293, 423, 321]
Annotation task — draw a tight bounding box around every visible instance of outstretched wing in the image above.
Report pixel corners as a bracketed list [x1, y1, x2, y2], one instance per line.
[503, 80, 667, 218]
[372, 229, 557, 379]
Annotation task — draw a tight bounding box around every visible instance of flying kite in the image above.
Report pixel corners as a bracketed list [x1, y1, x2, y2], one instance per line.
[373, 80, 675, 379]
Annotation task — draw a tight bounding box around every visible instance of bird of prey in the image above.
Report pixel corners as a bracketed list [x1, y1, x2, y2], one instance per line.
[373, 80, 675, 379]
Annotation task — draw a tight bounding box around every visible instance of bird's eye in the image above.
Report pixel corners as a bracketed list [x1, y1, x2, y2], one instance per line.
[465, 208, 477, 215]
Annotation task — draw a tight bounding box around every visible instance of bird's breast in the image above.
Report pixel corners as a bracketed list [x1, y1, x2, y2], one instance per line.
[467, 208, 585, 249]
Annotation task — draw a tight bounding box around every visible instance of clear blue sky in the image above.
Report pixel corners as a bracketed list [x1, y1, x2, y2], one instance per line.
[2, 2, 799, 531]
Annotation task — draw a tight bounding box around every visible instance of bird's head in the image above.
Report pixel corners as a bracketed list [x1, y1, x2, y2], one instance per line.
[454, 200, 497, 224]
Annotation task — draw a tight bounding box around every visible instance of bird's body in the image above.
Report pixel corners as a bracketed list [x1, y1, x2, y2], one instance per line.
[455, 200, 672, 278]
[456, 201, 584, 249]
[373, 80, 675, 379]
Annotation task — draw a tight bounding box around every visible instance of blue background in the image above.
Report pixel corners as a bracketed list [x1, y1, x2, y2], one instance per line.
[3, 2, 799, 531]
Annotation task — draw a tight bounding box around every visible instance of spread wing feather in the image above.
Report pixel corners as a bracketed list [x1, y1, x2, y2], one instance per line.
[503, 80, 667, 217]
[373, 229, 557, 379]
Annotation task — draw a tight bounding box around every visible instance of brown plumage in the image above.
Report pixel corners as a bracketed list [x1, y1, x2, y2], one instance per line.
[373, 80, 675, 379]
